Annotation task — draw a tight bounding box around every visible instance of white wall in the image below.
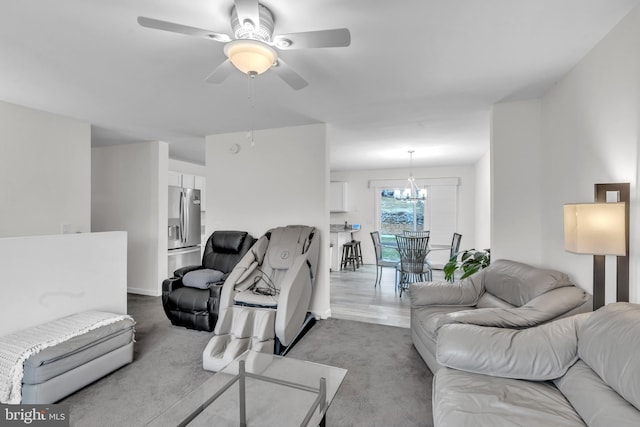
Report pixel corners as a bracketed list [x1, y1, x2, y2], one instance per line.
[92, 141, 168, 296]
[491, 100, 543, 265]
[168, 159, 206, 177]
[0, 101, 91, 237]
[474, 151, 491, 250]
[330, 165, 477, 265]
[491, 7, 640, 302]
[206, 124, 330, 317]
[0, 232, 127, 336]
[540, 7, 640, 302]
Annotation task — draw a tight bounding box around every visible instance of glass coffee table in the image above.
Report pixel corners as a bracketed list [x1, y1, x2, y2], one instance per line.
[146, 350, 348, 427]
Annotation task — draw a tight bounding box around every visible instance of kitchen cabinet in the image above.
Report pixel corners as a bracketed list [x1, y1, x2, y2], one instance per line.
[330, 182, 348, 212]
[168, 171, 182, 187]
[181, 174, 196, 189]
[168, 171, 199, 191]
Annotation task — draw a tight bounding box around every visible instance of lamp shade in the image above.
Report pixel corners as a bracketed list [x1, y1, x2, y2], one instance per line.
[224, 39, 277, 75]
[564, 202, 626, 256]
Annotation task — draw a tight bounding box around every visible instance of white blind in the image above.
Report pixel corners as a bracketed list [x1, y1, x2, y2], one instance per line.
[426, 185, 458, 246]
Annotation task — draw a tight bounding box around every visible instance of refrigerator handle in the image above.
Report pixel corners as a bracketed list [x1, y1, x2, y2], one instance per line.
[184, 191, 189, 244]
[179, 190, 185, 244]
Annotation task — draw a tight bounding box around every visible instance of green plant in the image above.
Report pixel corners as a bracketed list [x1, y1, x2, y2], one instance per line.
[443, 249, 491, 281]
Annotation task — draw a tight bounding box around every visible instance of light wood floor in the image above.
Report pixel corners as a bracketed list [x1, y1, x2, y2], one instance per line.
[329, 263, 445, 329]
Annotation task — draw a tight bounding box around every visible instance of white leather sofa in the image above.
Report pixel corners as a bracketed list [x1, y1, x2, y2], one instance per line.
[432, 303, 640, 426]
[410, 259, 592, 373]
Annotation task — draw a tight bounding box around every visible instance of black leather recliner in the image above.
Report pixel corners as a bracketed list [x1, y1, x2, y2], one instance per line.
[162, 230, 255, 331]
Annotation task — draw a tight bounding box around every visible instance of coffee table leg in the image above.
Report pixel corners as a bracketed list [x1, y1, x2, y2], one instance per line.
[319, 378, 326, 427]
[239, 361, 246, 427]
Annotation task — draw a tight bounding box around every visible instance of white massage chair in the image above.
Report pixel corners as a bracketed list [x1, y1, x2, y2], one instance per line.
[203, 225, 320, 371]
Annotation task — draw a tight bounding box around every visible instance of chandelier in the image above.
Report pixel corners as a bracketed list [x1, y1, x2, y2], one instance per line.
[396, 150, 426, 202]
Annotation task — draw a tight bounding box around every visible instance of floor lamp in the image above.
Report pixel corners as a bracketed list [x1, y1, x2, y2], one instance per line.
[564, 183, 629, 310]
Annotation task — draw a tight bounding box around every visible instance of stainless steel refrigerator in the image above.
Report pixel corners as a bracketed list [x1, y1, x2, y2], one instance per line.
[167, 186, 201, 276]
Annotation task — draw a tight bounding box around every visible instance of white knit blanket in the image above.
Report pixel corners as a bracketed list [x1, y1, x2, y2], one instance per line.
[0, 311, 133, 404]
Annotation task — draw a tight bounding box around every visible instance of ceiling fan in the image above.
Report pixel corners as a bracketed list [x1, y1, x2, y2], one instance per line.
[137, 0, 351, 90]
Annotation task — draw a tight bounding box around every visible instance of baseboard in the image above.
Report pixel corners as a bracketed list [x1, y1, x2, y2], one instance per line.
[316, 307, 332, 319]
[127, 287, 161, 297]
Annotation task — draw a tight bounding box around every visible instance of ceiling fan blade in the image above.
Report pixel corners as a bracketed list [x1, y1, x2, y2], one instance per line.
[205, 60, 235, 84]
[137, 16, 231, 42]
[233, 0, 260, 30]
[273, 28, 351, 50]
[271, 59, 308, 90]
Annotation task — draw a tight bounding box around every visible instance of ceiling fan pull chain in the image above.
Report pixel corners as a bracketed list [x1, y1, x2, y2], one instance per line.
[247, 72, 256, 146]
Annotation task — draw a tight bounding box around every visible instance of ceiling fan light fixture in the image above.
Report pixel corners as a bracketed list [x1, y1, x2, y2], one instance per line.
[224, 39, 277, 75]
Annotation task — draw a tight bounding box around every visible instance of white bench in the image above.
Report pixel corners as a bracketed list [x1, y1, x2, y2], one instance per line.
[0, 311, 135, 404]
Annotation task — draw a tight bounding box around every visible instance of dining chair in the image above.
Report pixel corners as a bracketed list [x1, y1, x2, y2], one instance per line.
[395, 235, 432, 297]
[403, 230, 430, 238]
[427, 232, 462, 281]
[370, 231, 399, 287]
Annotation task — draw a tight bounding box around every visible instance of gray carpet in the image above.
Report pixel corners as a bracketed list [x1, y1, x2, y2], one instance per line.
[60, 294, 433, 426]
[287, 318, 434, 427]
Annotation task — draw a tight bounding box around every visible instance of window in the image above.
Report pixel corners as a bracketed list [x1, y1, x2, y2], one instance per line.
[425, 185, 458, 245]
[379, 188, 425, 235]
[371, 178, 459, 253]
[377, 188, 425, 261]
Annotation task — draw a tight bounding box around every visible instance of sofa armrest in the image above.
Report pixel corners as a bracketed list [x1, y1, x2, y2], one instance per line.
[436, 313, 590, 381]
[526, 286, 591, 316]
[443, 286, 592, 328]
[162, 277, 184, 294]
[409, 275, 483, 307]
[172, 264, 203, 279]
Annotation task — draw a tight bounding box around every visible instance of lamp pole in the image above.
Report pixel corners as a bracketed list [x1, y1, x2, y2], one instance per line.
[593, 183, 630, 309]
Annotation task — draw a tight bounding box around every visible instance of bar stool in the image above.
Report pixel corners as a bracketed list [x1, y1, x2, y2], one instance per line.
[350, 232, 363, 268]
[340, 241, 358, 271]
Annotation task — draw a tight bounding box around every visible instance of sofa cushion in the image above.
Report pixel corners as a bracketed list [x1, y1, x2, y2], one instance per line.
[554, 359, 640, 427]
[483, 259, 574, 307]
[436, 314, 587, 380]
[578, 302, 640, 411]
[433, 368, 585, 427]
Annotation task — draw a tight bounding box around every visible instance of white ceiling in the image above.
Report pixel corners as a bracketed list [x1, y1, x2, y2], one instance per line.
[1, 0, 638, 170]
